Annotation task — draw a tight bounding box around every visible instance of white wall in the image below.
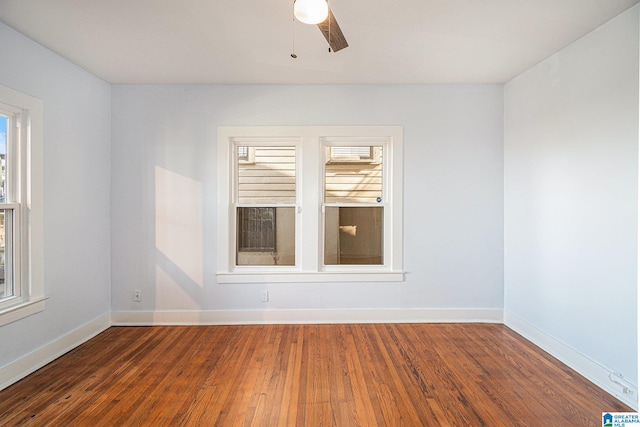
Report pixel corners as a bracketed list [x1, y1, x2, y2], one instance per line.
[111, 85, 504, 317]
[504, 5, 639, 387]
[0, 23, 111, 366]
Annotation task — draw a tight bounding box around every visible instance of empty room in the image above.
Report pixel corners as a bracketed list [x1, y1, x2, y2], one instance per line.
[0, 0, 638, 425]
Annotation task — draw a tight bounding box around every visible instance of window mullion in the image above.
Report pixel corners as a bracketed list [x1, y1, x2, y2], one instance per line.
[299, 135, 319, 272]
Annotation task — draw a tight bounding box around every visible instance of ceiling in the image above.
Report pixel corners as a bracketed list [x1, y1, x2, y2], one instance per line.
[0, 0, 638, 85]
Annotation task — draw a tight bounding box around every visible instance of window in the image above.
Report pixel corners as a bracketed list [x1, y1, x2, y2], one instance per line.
[237, 146, 249, 161]
[0, 85, 45, 326]
[0, 116, 13, 300]
[237, 207, 276, 253]
[234, 143, 297, 267]
[237, 146, 255, 163]
[328, 146, 380, 163]
[324, 143, 384, 265]
[217, 126, 403, 283]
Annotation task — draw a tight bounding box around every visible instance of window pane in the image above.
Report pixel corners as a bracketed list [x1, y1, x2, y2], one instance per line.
[324, 207, 383, 265]
[0, 210, 12, 300]
[236, 207, 295, 266]
[330, 146, 372, 160]
[237, 207, 276, 252]
[237, 146, 249, 161]
[0, 116, 6, 203]
[325, 146, 382, 203]
[237, 146, 296, 204]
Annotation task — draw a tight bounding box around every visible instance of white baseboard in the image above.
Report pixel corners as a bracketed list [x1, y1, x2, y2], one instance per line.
[0, 313, 111, 391]
[504, 311, 638, 410]
[111, 308, 504, 326]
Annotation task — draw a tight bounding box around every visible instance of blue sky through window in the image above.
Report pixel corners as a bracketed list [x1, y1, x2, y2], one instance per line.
[0, 116, 5, 154]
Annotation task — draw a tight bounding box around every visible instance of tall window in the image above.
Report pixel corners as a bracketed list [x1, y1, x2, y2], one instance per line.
[217, 126, 403, 283]
[324, 143, 384, 265]
[0, 115, 12, 300]
[0, 85, 45, 326]
[234, 143, 296, 266]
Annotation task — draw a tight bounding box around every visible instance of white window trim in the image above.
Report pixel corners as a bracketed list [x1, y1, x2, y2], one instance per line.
[217, 126, 403, 283]
[0, 85, 46, 325]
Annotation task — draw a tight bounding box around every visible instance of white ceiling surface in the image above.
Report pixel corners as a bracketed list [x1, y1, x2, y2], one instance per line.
[0, 0, 638, 84]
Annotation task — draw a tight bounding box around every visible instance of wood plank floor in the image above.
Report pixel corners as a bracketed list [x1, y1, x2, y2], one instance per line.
[0, 324, 632, 426]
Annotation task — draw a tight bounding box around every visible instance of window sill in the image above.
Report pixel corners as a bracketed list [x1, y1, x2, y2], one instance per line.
[0, 296, 48, 327]
[217, 272, 404, 284]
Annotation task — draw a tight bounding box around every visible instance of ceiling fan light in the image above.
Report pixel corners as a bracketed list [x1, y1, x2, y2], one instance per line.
[294, 0, 329, 25]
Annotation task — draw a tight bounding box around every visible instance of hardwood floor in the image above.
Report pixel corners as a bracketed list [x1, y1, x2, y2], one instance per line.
[0, 324, 631, 426]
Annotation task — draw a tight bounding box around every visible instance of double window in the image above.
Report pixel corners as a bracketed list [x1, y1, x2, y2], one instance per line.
[217, 126, 403, 283]
[0, 85, 45, 326]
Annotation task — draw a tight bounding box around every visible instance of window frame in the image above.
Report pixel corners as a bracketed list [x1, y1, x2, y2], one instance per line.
[0, 85, 46, 326]
[231, 137, 300, 271]
[217, 126, 403, 283]
[0, 108, 20, 303]
[322, 138, 388, 268]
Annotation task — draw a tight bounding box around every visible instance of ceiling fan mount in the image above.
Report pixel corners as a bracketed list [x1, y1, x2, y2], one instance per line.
[293, 0, 348, 53]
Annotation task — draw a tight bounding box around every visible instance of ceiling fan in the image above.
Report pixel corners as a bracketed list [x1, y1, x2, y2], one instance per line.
[293, 0, 348, 53]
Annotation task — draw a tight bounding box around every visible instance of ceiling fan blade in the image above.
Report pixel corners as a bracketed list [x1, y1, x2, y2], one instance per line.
[317, 8, 348, 52]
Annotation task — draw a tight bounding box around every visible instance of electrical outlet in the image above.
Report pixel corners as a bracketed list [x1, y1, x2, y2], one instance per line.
[610, 372, 636, 398]
[261, 290, 269, 302]
[133, 289, 142, 302]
